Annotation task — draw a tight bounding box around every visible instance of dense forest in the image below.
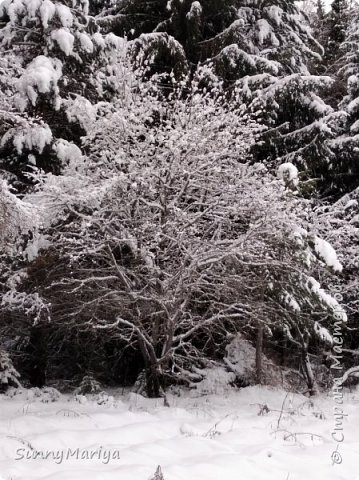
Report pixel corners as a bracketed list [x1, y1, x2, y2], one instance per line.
[0, 0, 358, 398]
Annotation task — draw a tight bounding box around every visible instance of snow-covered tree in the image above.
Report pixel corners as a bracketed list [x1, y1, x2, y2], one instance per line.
[7, 75, 346, 396]
[312, 192, 359, 373]
[325, 0, 351, 68]
[0, 0, 126, 189]
[0, 179, 39, 254]
[326, 7, 359, 196]
[98, 0, 341, 196]
[0, 349, 21, 392]
[239, 73, 344, 197]
[98, 0, 322, 75]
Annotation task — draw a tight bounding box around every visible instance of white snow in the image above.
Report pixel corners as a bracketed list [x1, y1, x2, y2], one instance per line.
[65, 95, 97, 131]
[307, 277, 347, 322]
[257, 19, 272, 45]
[10, 125, 53, 154]
[55, 3, 73, 28]
[92, 32, 106, 47]
[24, 234, 51, 261]
[282, 291, 301, 312]
[314, 322, 333, 345]
[277, 162, 299, 187]
[53, 139, 83, 164]
[314, 236, 343, 272]
[16, 55, 62, 108]
[266, 5, 283, 26]
[78, 32, 94, 53]
[344, 199, 358, 210]
[27, 0, 41, 18]
[51, 28, 75, 56]
[186, 1, 202, 20]
[350, 119, 359, 133]
[225, 333, 256, 379]
[192, 367, 236, 396]
[0, 180, 39, 254]
[0, 291, 47, 321]
[291, 226, 308, 247]
[80, 0, 90, 16]
[347, 95, 359, 115]
[0, 386, 357, 480]
[39, 0, 55, 28]
[105, 32, 125, 49]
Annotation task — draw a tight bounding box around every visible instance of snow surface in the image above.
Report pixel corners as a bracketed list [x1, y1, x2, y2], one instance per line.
[0, 386, 357, 480]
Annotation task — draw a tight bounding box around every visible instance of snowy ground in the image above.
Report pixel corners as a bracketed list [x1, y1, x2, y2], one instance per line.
[0, 385, 357, 480]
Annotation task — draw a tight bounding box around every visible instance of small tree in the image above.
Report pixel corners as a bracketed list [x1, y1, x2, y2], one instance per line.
[11, 72, 346, 396]
[0, 349, 21, 392]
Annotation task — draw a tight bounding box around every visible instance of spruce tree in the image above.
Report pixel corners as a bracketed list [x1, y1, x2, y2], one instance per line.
[96, 0, 344, 196]
[0, 349, 21, 392]
[329, 6, 359, 195]
[0, 0, 122, 190]
[326, 0, 350, 64]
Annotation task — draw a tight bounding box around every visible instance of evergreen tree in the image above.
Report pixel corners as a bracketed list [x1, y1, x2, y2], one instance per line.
[308, 0, 327, 72]
[0, 349, 21, 392]
[96, 0, 346, 196]
[327, 7, 359, 196]
[0, 0, 123, 190]
[98, 0, 322, 78]
[325, 0, 350, 69]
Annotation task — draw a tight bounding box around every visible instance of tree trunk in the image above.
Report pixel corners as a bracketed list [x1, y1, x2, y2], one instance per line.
[301, 332, 319, 396]
[302, 350, 319, 396]
[26, 325, 47, 387]
[145, 364, 161, 398]
[137, 335, 162, 398]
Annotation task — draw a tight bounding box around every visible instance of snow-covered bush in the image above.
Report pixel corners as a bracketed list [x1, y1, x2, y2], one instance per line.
[224, 334, 257, 387]
[75, 375, 102, 395]
[96, 391, 114, 406]
[0, 349, 21, 392]
[192, 366, 237, 396]
[0, 0, 355, 404]
[24, 386, 62, 402]
[5, 386, 62, 401]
